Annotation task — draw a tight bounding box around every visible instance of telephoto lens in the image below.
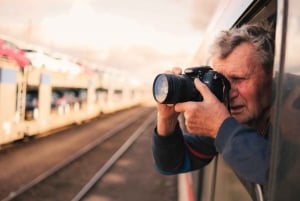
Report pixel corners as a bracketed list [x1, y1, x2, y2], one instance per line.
[152, 73, 201, 104]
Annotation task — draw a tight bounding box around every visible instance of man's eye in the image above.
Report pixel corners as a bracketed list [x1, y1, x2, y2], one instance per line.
[231, 77, 243, 81]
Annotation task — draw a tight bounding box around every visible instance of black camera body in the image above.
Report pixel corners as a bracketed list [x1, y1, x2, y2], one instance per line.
[152, 66, 230, 104]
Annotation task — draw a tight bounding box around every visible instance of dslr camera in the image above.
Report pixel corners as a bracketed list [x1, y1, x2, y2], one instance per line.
[152, 66, 231, 104]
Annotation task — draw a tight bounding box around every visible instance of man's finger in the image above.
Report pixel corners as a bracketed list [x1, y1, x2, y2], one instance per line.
[172, 67, 182, 75]
[174, 101, 199, 113]
[194, 78, 214, 100]
[174, 102, 187, 113]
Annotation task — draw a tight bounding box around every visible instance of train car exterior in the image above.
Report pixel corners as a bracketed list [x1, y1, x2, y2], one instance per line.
[0, 59, 24, 144]
[179, 0, 300, 201]
[0, 59, 144, 146]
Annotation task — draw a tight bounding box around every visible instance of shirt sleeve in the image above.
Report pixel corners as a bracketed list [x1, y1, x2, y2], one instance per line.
[152, 122, 217, 174]
[215, 117, 268, 185]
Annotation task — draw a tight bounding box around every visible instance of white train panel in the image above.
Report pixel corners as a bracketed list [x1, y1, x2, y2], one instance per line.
[0, 60, 145, 146]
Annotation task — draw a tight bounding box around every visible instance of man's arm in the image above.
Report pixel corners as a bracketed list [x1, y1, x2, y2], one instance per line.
[215, 117, 269, 185]
[152, 122, 217, 174]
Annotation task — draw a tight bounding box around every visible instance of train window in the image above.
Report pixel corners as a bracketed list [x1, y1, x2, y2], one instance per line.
[192, 0, 281, 201]
[214, 1, 278, 200]
[25, 89, 39, 121]
[96, 88, 109, 104]
[203, 0, 300, 201]
[113, 89, 123, 100]
[268, 0, 300, 200]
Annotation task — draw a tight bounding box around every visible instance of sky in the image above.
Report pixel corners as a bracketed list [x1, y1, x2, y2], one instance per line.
[0, 0, 220, 84]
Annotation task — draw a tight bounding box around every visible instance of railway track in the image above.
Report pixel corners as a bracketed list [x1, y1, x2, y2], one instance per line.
[0, 106, 156, 201]
[71, 113, 155, 201]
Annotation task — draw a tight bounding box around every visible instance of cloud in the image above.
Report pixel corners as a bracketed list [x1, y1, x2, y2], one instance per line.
[97, 46, 170, 69]
[189, 0, 220, 30]
[0, 0, 221, 84]
[36, 0, 203, 53]
[89, 45, 193, 84]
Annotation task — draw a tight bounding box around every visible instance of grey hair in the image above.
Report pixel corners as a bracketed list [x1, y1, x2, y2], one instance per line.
[210, 22, 275, 74]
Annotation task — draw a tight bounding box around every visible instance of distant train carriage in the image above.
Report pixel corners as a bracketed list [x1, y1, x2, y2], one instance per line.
[0, 57, 144, 146]
[179, 0, 300, 201]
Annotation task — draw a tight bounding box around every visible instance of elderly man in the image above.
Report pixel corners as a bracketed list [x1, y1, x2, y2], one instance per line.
[152, 23, 274, 199]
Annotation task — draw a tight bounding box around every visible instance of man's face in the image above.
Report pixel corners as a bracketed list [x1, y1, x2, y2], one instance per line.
[212, 42, 272, 127]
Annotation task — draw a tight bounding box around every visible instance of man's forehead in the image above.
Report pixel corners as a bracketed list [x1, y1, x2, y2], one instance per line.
[212, 62, 259, 77]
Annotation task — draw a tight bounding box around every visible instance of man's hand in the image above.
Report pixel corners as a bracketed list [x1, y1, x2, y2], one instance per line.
[156, 67, 182, 136]
[175, 78, 230, 138]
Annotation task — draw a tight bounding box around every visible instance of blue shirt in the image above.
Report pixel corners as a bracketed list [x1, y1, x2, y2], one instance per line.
[152, 117, 268, 185]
